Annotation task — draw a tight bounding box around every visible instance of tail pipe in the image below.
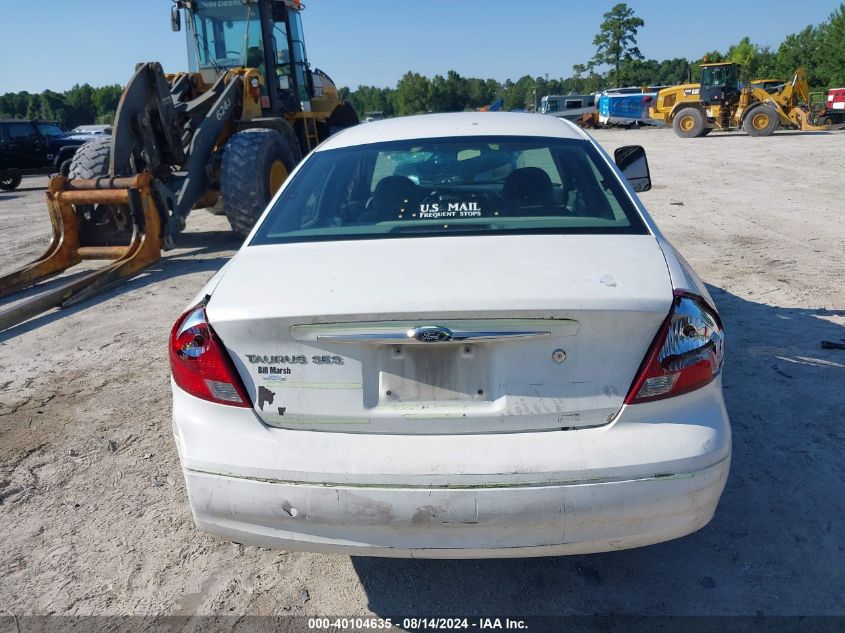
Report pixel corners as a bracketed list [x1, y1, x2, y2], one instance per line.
[0, 174, 162, 332]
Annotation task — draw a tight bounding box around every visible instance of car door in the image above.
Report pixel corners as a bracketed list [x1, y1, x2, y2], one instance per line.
[0, 124, 9, 170]
[5, 122, 43, 168]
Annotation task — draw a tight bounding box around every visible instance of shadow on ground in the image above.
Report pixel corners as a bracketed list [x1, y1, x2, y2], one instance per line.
[0, 229, 240, 341]
[696, 130, 839, 139]
[0, 183, 48, 193]
[352, 285, 845, 617]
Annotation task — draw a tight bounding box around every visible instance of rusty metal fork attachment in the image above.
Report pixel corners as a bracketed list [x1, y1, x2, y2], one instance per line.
[0, 174, 162, 331]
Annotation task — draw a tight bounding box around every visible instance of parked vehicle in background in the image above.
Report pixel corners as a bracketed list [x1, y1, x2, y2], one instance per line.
[169, 112, 731, 558]
[539, 94, 597, 121]
[0, 120, 88, 190]
[599, 86, 667, 127]
[69, 124, 113, 137]
[604, 86, 668, 95]
[811, 88, 845, 125]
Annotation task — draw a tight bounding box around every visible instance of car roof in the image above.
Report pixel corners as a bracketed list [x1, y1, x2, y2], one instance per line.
[319, 112, 588, 151]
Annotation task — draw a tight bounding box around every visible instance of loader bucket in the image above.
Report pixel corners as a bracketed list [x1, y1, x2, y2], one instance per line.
[789, 108, 845, 132]
[0, 173, 162, 332]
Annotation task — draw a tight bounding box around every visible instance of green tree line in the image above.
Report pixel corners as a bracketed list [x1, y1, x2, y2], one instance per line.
[2, 3, 843, 124]
[0, 83, 122, 129]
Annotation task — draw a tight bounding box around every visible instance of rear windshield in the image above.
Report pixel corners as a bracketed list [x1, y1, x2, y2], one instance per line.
[251, 135, 648, 246]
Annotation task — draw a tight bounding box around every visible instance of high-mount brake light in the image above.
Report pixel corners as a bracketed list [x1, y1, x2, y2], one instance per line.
[169, 302, 251, 407]
[625, 292, 724, 404]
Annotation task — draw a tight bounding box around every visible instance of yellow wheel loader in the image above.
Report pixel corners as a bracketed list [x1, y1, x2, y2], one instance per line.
[649, 63, 838, 138]
[0, 0, 358, 331]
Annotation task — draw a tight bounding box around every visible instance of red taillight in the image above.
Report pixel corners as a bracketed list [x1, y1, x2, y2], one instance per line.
[625, 292, 724, 405]
[169, 302, 251, 407]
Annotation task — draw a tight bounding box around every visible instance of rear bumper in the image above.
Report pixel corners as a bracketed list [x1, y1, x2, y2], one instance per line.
[185, 460, 728, 558]
[172, 379, 731, 558]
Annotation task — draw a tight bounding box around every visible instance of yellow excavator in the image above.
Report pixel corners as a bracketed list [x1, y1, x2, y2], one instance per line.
[650, 63, 835, 137]
[0, 0, 357, 331]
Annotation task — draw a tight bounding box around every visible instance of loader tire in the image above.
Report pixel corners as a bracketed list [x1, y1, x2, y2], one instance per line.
[673, 108, 705, 138]
[277, 120, 302, 164]
[743, 107, 779, 137]
[64, 136, 135, 246]
[221, 128, 297, 238]
[68, 137, 111, 179]
[0, 171, 22, 191]
[66, 136, 111, 219]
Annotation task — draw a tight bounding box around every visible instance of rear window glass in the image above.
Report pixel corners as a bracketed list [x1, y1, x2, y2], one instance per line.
[251, 136, 648, 246]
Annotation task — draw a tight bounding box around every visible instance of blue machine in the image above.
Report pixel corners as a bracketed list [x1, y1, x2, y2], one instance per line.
[598, 91, 663, 126]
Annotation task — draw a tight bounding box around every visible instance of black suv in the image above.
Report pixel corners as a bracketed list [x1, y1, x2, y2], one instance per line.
[0, 120, 90, 191]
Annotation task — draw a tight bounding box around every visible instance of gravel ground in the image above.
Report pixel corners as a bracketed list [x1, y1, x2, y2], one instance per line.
[0, 126, 843, 619]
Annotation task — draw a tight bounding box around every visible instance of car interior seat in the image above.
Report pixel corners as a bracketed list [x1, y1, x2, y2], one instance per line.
[501, 167, 554, 212]
[358, 176, 422, 222]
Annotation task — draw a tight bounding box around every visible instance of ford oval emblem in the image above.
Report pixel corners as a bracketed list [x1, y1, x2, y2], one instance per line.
[409, 326, 453, 343]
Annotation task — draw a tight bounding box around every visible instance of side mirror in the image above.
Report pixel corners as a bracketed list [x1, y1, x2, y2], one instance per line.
[614, 145, 651, 192]
[171, 6, 182, 32]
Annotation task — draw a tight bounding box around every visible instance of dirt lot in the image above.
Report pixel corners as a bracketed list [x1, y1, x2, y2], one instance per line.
[1, 127, 843, 618]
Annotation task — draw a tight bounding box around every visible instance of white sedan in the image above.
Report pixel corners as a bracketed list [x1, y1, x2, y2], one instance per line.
[169, 112, 730, 558]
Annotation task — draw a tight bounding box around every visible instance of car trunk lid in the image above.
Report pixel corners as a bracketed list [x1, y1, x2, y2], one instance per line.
[207, 235, 672, 434]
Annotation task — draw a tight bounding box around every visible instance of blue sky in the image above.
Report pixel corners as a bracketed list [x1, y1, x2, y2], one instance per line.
[0, 1, 839, 93]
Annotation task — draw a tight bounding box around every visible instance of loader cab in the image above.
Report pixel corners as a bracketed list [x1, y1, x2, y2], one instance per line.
[181, 0, 312, 114]
[699, 63, 740, 105]
[269, 1, 313, 110]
